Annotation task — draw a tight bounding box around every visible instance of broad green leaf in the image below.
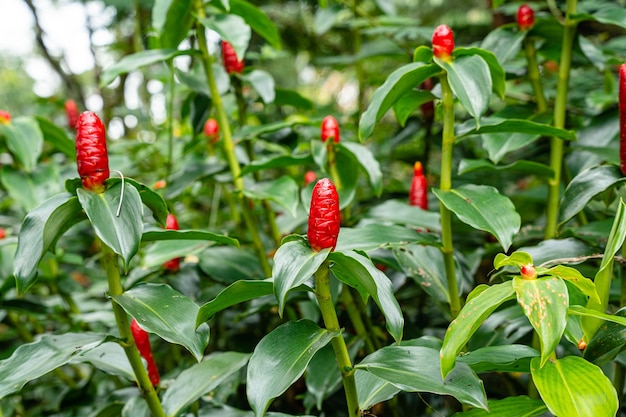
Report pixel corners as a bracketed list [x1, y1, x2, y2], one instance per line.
[365, 199, 441, 232]
[433, 184, 521, 251]
[234, 119, 306, 141]
[240, 154, 312, 176]
[336, 224, 437, 252]
[198, 246, 266, 283]
[196, 279, 274, 326]
[243, 176, 299, 218]
[247, 320, 338, 417]
[544, 265, 600, 304]
[77, 181, 143, 270]
[1, 164, 64, 212]
[569, 305, 626, 327]
[413, 45, 433, 63]
[559, 165, 625, 225]
[71, 342, 134, 380]
[305, 344, 343, 410]
[480, 25, 525, 65]
[13, 193, 85, 294]
[531, 356, 618, 417]
[230, 0, 281, 49]
[338, 142, 382, 196]
[457, 345, 539, 373]
[165, 158, 227, 199]
[493, 251, 533, 270]
[359, 62, 440, 141]
[156, 0, 193, 48]
[452, 396, 547, 417]
[356, 370, 400, 411]
[142, 240, 211, 269]
[393, 89, 435, 126]
[393, 244, 449, 303]
[1, 116, 44, 172]
[356, 345, 487, 410]
[0, 332, 107, 399]
[35, 116, 75, 158]
[108, 178, 169, 226]
[513, 276, 568, 367]
[333, 146, 359, 208]
[274, 87, 314, 110]
[457, 118, 576, 142]
[453, 47, 505, 99]
[142, 229, 239, 247]
[112, 283, 209, 361]
[244, 69, 275, 104]
[375, 0, 396, 15]
[583, 308, 626, 365]
[162, 352, 250, 416]
[272, 238, 331, 316]
[438, 55, 491, 123]
[329, 250, 404, 342]
[100, 49, 195, 86]
[583, 7, 626, 29]
[440, 281, 516, 378]
[197, 14, 251, 61]
[458, 159, 554, 178]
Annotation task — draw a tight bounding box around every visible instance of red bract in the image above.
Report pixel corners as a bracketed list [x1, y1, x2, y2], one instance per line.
[432, 25, 454, 61]
[204, 118, 219, 143]
[308, 178, 340, 252]
[409, 162, 428, 210]
[65, 99, 79, 129]
[304, 170, 317, 185]
[0, 228, 5, 239]
[76, 111, 109, 193]
[520, 264, 537, 280]
[0, 110, 11, 124]
[620, 64, 626, 175]
[517, 4, 535, 31]
[221, 41, 244, 74]
[163, 213, 181, 271]
[130, 319, 160, 387]
[321, 116, 340, 143]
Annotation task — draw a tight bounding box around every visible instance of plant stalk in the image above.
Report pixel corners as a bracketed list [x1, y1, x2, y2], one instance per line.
[544, 0, 578, 239]
[339, 286, 376, 354]
[166, 59, 175, 178]
[523, 37, 548, 113]
[314, 262, 360, 417]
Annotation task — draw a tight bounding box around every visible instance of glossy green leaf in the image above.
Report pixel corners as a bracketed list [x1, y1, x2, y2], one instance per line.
[165, 158, 227, 199]
[440, 281, 516, 378]
[108, 178, 169, 226]
[494, 251, 533, 270]
[1, 116, 43, 172]
[329, 250, 404, 342]
[243, 176, 299, 218]
[71, 342, 134, 380]
[458, 159, 554, 178]
[0, 332, 108, 399]
[156, 0, 193, 48]
[513, 277, 568, 367]
[453, 47, 505, 99]
[559, 165, 624, 225]
[359, 62, 440, 141]
[305, 344, 343, 410]
[240, 154, 312, 176]
[393, 89, 435, 126]
[336, 224, 437, 252]
[247, 320, 338, 417]
[355, 345, 487, 410]
[569, 305, 626, 327]
[334, 145, 359, 208]
[112, 283, 209, 361]
[274, 87, 314, 110]
[198, 246, 266, 283]
[544, 265, 600, 304]
[234, 119, 305, 141]
[457, 345, 539, 373]
[244, 69, 275, 104]
[458, 118, 576, 142]
[197, 14, 251, 61]
[142, 240, 210, 269]
[1, 164, 64, 212]
[272, 238, 331, 316]
[583, 308, 626, 364]
[100, 49, 195, 86]
[433, 184, 521, 251]
[531, 356, 618, 417]
[162, 352, 250, 416]
[142, 229, 239, 247]
[480, 25, 525, 65]
[579, 7, 626, 29]
[413, 45, 433, 63]
[356, 370, 400, 411]
[438, 55, 491, 123]
[393, 244, 449, 303]
[338, 142, 382, 196]
[230, 0, 281, 49]
[13, 193, 85, 294]
[196, 279, 274, 326]
[77, 181, 143, 270]
[35, 116, 75, 158]
[452, 396, 547, 417]
[365, 199, 441, 231]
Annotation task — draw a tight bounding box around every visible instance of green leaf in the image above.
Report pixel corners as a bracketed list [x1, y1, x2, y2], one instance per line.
[0, 333, 107, 399]
[356, 371, 400, 411]
[108, 178, 169, 226]
[1, 116, 44, 172]
[413, 45, 433, 63]
[272, 238, 331, 316]
[77, 181, 143, 270]
[458, 159, 554, 178]
[438, 55, 491, 123]
[196, 279, 274, 326]
[452, 396, 547, 417]
[240, 154, 312, 177]
[155, 0, 193, 48]
[333, 146, 359, 208]
[197, 14, 251, 61]
[583, 308, 626, 365]
[440, 281, 516, 378]
[543, 265, 600, 304]
[358, 62, 440, 141]
[454, 47, 505, 99]
[165, 158, 227, 199]
[458, 118, 576, 142]
[355, 345, 488, 410]
[162, 352, 250, 416]
[365, 200, 441, 232]
[198, 246, 266, 283]
[243, 176, 299, 218]
[112, 283, 209, 362]
[457, 345, 539, 373]
[230, 0, 281, 49]
[585, 7, 626, 29]
[392, 90, 435, 126]
[531, 356, 618, 417]
[513, 277, 568, 367]
[13, 193, 85, 294]
[493, 251, 533, 269]
[329, 250, 404, 343]
[244, 69, 275, 103]
[569, 305, 626, 327]
[393, 244, 449, 303]
[336, 224, 437, 252]
[71, 342, 134, 380]
[1, 164, 64, 212]
[480, 25, 525, 65]
[433, 184, 521, 251]
[338, 142, 382, 196]
[247, 320, 338, 417]
[100, 49, 195, 87]
[142, 240, 211, 269]
[142, 229, 239, 247]
[305, 344, 344, 410]
[559, 165, 625, 225]
[35, 116, 75, 158]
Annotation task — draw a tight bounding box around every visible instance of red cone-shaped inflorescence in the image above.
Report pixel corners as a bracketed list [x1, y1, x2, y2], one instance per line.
[321, 115, 340, 143]
[221, 41, 244, 74]
[308, 178, 340, 252]
[517, 4, 535, 31]
[0, 110, 11, 124]
[204, 118, 219, 143]
[304, 170, 317, 185]
[65, 99, 79, 130]
[432, 25, 454, 61]
[520, 264, 537, 280]
[76, 111, 109, 193]
[130, 318, 160, 387]
[163, 213, 182, 271]
[619, 64, 626, 175]
[409, 162, 428, 210]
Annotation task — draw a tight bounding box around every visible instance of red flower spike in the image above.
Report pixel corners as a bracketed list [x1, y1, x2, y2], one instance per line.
[0, 228, 5, 239]
[520, 264, 537, 280]
[130, 319, 160, 387]
[153, 179, 166, 190]
[308, 178, 341, 252]
[409, 162, 428, 210]
[163, 213, 181, 271]
[65, 99, 79, 130]
[321, 116, 340, 143]
[619, 64, 626, 175]
[577, 339, 587, 351]
[221, 41, 244, 74]
[432, 25, 454, 61]
[517, 4, 535, 31]
[304, 170, 317, 185]
[76, 111, 109, 193]
[0, 110, 11, 125]
[204, 118, 219, 143]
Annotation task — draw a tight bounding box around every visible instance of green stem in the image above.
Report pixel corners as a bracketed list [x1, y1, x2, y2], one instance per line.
[352, 291, 381, 350]
[100, 243, 166, 417]
[314, 262, 360, 417]
[166, 59, 175, 179]
[339, 287, 376, 354]
[438, 73, 461, 319]
[614, 362, 625, 407]
[523, 37, 548, 113]
[544, 0, 578, 239]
